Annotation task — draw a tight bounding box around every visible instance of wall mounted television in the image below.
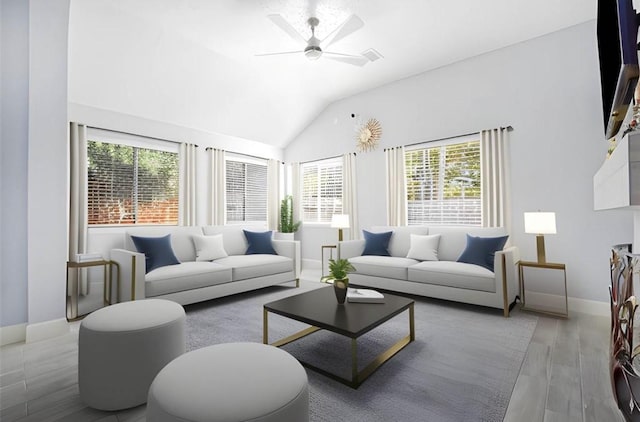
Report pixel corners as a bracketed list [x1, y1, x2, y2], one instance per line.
[598, 0, 640, 139]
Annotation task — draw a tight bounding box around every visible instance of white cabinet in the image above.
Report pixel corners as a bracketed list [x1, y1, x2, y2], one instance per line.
[593, 131, 640, 210]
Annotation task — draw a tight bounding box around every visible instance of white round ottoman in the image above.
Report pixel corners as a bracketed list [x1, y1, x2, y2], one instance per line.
[147, 342, 309, 422]
[79, 299, 185, 411]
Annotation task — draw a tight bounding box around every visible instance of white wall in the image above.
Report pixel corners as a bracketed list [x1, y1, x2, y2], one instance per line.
[1, 0, 29, 327]
[285, 21, 632, 303]
[26, 0, 70, 325]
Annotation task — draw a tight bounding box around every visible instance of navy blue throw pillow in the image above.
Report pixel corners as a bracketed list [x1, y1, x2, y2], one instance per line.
[243, 230, 277, 255]
[362, 230, 393, 256]
[456, 234, 509, 272]
[130, 234, 180, 273]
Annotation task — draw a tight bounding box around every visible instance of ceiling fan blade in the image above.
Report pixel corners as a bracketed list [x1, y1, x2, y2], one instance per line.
[322, 15, 364, 48]
[255, 50, 303, 57]
[267, 14, 308, 45]
[323, 52, 368, 66]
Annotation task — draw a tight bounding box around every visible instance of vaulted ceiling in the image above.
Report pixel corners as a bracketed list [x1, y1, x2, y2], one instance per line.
[68, 0, 596, 148]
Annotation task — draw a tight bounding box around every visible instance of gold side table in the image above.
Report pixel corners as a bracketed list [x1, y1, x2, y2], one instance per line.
[66, 260, 120, 321]
[321, 245, 337, 278]
[519, 260, 568, 318]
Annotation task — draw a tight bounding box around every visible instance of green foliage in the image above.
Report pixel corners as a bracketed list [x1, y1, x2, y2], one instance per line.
[87, 141, 179, 224]
[87, 141, 179, 201]
[321, 258, 356, 283]
[279, 195, 301, 233]
[405, 141, 480, 201]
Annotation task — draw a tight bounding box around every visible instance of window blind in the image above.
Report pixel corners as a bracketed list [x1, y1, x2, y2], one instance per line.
[301, 158, 343, 223]
[87, 141, 179, 225]
[225, 160, 268, 223]
[405, 140, 481, 226]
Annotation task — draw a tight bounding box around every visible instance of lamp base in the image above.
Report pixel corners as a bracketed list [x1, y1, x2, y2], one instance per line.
[338, 228, 343, 242]
[536, 235, 546, 263]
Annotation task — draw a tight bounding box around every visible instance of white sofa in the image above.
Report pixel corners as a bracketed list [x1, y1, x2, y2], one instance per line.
[110, 225, 300, 306]
[339, 226, 520, 316]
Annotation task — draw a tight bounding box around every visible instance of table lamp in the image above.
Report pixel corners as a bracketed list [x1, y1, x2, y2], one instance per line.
[331, 214, 350, 242]
[524, 211, 556, 263]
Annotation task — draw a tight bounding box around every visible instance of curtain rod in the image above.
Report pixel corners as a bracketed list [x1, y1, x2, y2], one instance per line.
[86, 125, 198, 147]
[383, 126, 513, 151]
[205, 147, 278, 162]
[297, 152, 356, 165]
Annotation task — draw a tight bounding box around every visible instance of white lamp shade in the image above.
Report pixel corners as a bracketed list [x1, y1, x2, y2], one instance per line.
[524, 212, 557, 234]
[330, 214, 350, 229]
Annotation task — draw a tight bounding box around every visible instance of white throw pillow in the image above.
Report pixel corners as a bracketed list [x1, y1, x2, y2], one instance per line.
[406, 234, 441, 261]
[193, 234, 228, 261]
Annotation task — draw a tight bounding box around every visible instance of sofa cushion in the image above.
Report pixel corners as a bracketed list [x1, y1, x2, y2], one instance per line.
[428, 226, 508, 262]
[202, 225, 267, 256]
[406, 234, 441, 261]
[408, 261, 496, 293]
[145, 262, 233, 297]
[362, 230, 392, 256]
[213, 255, 293, 281]
[457, 234, 508, 272]
[349, 256, 419, 280]
[131, 234, 180, 273]
[193, 235, 228, 262]
[125, 226, 203, 262]
[243, 230, 277, 255]
[369, 226, 429, 257]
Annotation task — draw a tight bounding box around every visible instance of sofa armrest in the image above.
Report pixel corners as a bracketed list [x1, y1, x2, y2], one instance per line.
[272, 240, 301, 278]
[494, 246, 520, 316]
[110, 248, 146, 302]
[338, 240, 365, 259]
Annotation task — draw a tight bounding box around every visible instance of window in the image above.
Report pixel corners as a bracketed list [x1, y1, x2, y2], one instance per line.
[225, 157, 267, 223]
[87, 137, 179, 225]
[405, 137, 481, 226]
[301, 158, 343, 223]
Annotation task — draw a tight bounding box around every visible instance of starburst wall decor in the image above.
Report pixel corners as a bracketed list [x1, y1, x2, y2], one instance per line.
[356, 118, 382, 152]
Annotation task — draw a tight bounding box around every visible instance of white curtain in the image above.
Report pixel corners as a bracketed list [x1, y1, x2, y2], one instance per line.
[69, 122, 88, 294]
[208, 148, 226, 225]
[267, 159, 281, 231]
[179, 143, 198, 226]
[291, 162, 302, 227]
[385, 146, 407, 226]
[481, 128, 511, 229]
[342, 153, 359, 240]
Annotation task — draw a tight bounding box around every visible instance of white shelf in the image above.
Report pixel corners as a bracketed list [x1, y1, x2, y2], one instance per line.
[593, 131, 640, 210]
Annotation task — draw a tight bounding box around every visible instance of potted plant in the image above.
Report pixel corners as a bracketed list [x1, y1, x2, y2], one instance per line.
[321, 258, 356, 304]
[276, 195, 301, 240]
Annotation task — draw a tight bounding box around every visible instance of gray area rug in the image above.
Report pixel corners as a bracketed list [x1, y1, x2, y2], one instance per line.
[184, 281, 537, 422]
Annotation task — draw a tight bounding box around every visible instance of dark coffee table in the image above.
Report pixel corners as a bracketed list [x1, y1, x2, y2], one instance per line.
[263, 286, 415, 388]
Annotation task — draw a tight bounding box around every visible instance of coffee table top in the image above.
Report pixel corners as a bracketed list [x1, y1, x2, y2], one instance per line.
[264, 286, 414, 338]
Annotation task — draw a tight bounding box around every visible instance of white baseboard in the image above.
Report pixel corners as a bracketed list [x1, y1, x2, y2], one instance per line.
[568, 297, 610, 317]
[25, 318, 69, 343]
[524, 291, 609, 317]
[0, 323, 27, 346]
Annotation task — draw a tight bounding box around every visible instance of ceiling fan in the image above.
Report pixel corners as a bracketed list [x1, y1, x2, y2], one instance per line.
[257, 14, 369, 66]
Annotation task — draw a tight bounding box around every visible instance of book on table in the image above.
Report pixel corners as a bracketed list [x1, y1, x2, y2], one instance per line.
[347, 288, 385, 303]
[75, 253, 104, 263]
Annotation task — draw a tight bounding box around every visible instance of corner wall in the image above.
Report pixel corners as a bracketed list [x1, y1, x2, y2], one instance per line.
[26, 0, 70, 330]
[285, 21, 631, 303]
[1, 0, 29, 327]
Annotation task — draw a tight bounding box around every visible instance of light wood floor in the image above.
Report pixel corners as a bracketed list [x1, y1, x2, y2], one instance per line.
[0, 294, 624, 421]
